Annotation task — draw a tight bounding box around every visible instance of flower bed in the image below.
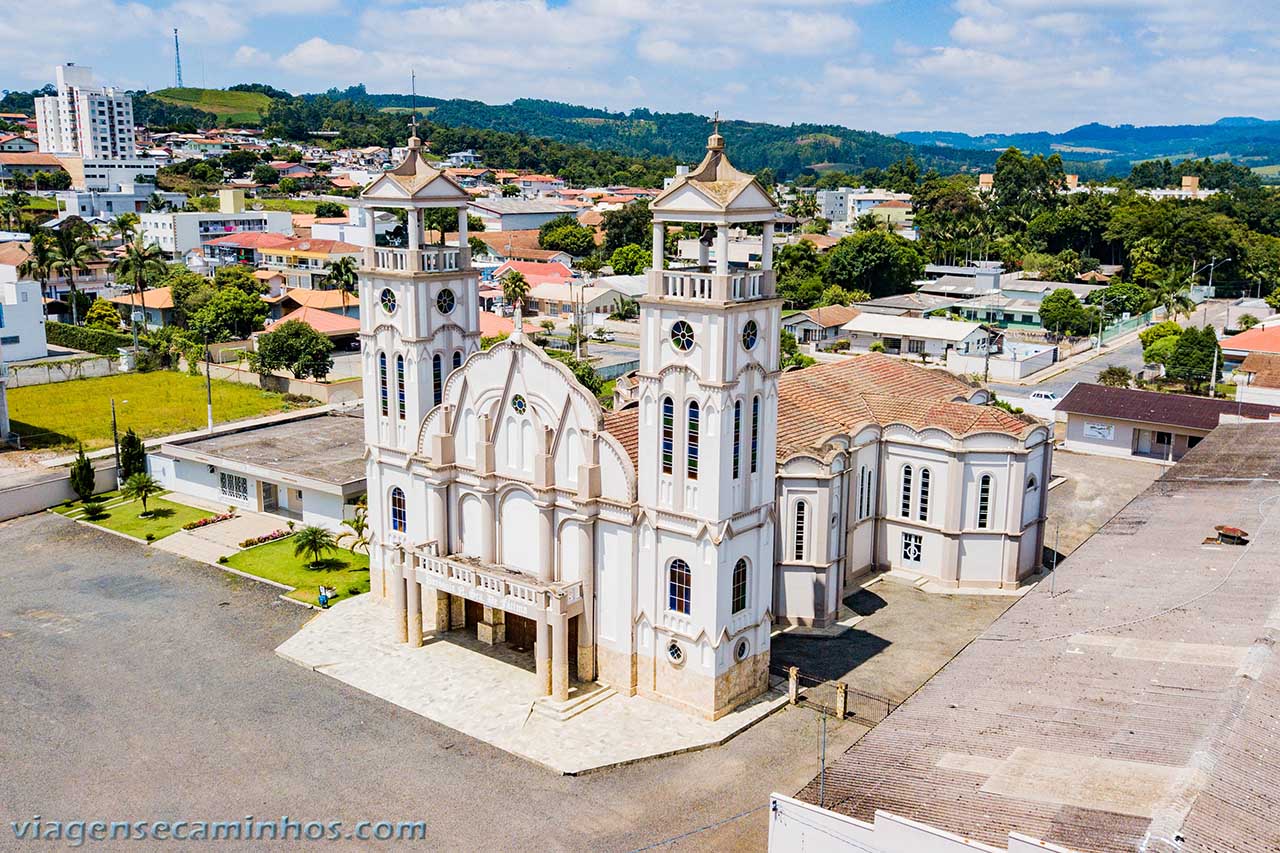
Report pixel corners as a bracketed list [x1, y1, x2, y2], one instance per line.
[239, 529, 292, 549]
[183, 512, 236, 530]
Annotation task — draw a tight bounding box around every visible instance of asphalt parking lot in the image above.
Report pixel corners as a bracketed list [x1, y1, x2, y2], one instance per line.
[0, 512, 861, 852]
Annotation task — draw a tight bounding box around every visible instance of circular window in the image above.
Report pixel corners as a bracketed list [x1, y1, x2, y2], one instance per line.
[741, 320, 758, 351]
[667, 640, 684, 666]
[511, 394, 527, 414]
[436, 288, 456, 315]
[379, 288, 397, 314]
[670, 320, 695, 352]
[734, 638, 750, 662]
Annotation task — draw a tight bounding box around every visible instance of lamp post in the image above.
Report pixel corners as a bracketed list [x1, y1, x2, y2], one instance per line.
[111, 398, 128, 487]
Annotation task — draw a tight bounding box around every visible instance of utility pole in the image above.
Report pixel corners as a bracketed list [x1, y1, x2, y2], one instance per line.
[1209, 345, 1219, 399]
[111, 399, 122, 487]
[204, 334, 214, 431]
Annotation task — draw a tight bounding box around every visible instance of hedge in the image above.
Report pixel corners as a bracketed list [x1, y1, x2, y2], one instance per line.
[46, 321, 133, 356]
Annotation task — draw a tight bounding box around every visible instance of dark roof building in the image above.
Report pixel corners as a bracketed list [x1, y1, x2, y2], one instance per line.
[1056, 383, 1280, 432]
[793, 421, 1280, 852]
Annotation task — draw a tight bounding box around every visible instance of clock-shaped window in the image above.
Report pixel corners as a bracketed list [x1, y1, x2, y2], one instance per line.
[741, 320, 759, 351]
[670, 320, 695, 352]
[379, 288, 397, 314]
[436, 288, 456, 315]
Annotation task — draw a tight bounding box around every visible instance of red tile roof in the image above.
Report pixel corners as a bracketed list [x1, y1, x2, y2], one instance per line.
[0, 152, 63, 167]
[1222, 323, 1280, 355]
[274, 306, 359, 336]
[478, 310, 540, 338]
[1237, 352, 1280, 389]
[204, 232, 295, 249]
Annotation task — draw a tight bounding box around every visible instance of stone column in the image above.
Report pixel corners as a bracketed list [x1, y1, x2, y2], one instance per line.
[450, 593, 465, 628]
[406, 207, 422, 273]
[715, 224, 729, 275]
[478, 606, 505, 645]
[536, 502, 555, 582]
[576, 518, 596, 682]
[478, 492, 496, 563]
[535, 609, 551, 696]
[697, 233, 709, 269]
[761, 221, 774, 271]
[433, 590, 451, 633]
[426, 482, 447, 555]
[391, 557, 408, 643]
[406, 577, 422, 647]
[551, 614, 570, 702]
[651, 221, 664, 271]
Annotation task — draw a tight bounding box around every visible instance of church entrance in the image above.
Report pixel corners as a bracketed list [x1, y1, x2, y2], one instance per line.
[506, 612, 536, 652]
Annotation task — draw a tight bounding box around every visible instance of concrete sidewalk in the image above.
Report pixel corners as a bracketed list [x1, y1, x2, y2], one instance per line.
[1005, 324, 1150, 387]
[277, 595, 787, 775]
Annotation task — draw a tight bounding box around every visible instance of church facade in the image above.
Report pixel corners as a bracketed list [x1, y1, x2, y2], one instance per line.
[357, 131, 1051, 721]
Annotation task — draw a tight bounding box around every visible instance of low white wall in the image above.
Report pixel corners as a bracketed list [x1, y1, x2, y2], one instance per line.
[946, 346, 1055, 381]
[4, 355, 121, 387]
[768, 794, 1077, 853]
[192, 361, 364, 405]
[0, 463, 118, 522]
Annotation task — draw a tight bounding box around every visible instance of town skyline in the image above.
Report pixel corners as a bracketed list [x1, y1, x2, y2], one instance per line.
[4, 0, 1279, 136]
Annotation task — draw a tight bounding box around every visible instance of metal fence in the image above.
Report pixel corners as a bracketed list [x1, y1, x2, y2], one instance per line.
[1100, 308, 1157, 344]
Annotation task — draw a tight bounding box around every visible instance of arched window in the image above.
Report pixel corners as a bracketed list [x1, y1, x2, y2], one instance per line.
[1027, 474, 1039, 492]
[668, 559, 691, 615]
[900, 465, 913, 517]
[732, 400, 742, 480]
[732, 558, 748, 613]
[918, 467, 931, 522]
[862, 466, 874, 519]
[750, 396, 760, 474]
[857, 465, 867, 519]
[378, 352, 388, 417]
[660, 397, 674, 475]
[432, 353, 443, 407]
[793, 500, 808, 561]
[686, 400, 700, 480]
[390, 487, 406, 532]
[977, 474, 993, 529]
[452, 350, 462, 371]
[395, 354, 405, 420]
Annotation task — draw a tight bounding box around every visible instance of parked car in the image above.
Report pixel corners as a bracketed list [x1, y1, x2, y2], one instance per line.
[1028, 390, 1058, 402]
[590, 328, 615, 342]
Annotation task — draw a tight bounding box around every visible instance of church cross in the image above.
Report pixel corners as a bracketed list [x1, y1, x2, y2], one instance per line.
[710, 110, 721, 135]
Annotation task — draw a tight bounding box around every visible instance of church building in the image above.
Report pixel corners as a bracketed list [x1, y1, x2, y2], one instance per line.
[356, 128, 1051, 722]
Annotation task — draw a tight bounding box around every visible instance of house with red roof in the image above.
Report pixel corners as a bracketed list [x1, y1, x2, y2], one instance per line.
[1222, 322, 1280, 372]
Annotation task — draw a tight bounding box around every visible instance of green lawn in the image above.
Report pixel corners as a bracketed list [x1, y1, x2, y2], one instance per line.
[7, 372, 290, 450]
[223, 537, 370, 606]
[53, 493, 213, 541]
[149, 87, 272, 125]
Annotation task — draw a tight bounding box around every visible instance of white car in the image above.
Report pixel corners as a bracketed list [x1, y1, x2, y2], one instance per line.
[1028, 390, 1059, 402]
[590, 329, 616, 342]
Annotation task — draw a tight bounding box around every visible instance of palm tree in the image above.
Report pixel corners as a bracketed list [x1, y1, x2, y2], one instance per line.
[108, 213, 139, 246]
[335, 506, 370, 556]
[323, 254, 359, 314]
[1156, 271, 1195, 322]
[145, 192, 168, 213]
[50, 224, 102, 326]
[501, 269, 529, 314]
[18, 231, 57, 317]
[293, 525, 337, 569]
[110, 236, 168, 353]
[122, 472, 162, 517]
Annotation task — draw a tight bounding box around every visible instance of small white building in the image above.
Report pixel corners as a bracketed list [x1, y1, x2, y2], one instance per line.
[842, 313, 988, 358]
[140, 189, 292, 258]
[0, 278, 47, 362]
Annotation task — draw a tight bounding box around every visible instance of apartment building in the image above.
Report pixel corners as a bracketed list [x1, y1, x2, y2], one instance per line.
[35, 64, 137, 159]
[140, 190, 292, 258]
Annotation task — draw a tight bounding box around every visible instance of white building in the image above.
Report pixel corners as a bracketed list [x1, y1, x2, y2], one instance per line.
[35, 64, 137, 159]
[842, 313, 989, 358]
[140, 189, 292, 258]
[55, 186, 184, 220]
[356, 131, 1049, 722]
[0, 277, 48, 362]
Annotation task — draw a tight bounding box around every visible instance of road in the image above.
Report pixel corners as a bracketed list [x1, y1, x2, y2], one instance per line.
[988, 299, 1234, 399]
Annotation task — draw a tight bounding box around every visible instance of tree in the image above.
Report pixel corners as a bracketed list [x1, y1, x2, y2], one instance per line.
[121, 472, 161, 517]
[780, 329, 815, 370]
[252, 164, 279, 185]
[1155, 272, 1195, 322]
[1039, 288, 1093, 336]
[190, 286, 269, 341]
[816, 284, 869, 307]
[1144, 334, 1179, 366]
[541, 223, 596, 256]
[1088, 280, 1149, 318]
[600, 199, 652, 253]
[776, 239, 823, 282]
[1237, 313, 1260, 330]
[609, 243, 649, 276]
[538, 214, 582, 246]
[18, 230, 57, 312]
[1098, 365, 1133, 387]
[212, 264, 265, 296]
[1166, 326, 1221, 391]
[293, 525, 337, 568]
[69, 444, 95, 501]
[221, 149, 262, 177]
[501, 269, 529, 310]
[336, 503, 370, 555]
[323, 255, 360, 312]
[501, 183, 521, 197]
[609, 298, 639, 320]
[546, 348, 602, 395]
[84, 299, 122, 331]
[108, 213, 139, 245]
[119, 428, 147, 480]
[314, 200, 347, 218]
[823, 231, 924, 298]
[277, 177, 301, 195]
[50, 222, 103, 325]
[110, 236, 168, 351]
[1139, 320, 1182, 350]
[252, 320, 334, 380]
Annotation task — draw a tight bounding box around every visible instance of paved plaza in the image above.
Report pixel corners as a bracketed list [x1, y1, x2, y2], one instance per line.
[277, 595, 787, 774]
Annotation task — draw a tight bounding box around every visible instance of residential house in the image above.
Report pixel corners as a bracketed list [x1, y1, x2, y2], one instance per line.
[468, 198, 578, 231]
[445, 149, 482, 167]
[103, 285, 178, 329]
[492, 259, 573, 286]
[204, 231, 295, 268]
[0, 152, 67, 181]
[855, 291, 961, 318]
[515, 174, 565, 195]
[1221, 322, 1280, 372]
[267, 305, 360, 344]
[525, 281, 622, 319]
[0, 277, 47, 361]
[466, 230, 575, 266]
[260, 238, 363, 291]
[1055, 382, 1280, 462]
[0, 135, 38, 153]
[842, 313, 989, 358]
[781, 304, 860, 344]
[1233, 352, 1280, 405]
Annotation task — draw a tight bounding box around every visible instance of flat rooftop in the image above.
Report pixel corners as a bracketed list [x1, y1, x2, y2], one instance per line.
[796, 421, 1280, 852]
[166, 411, 366, 488]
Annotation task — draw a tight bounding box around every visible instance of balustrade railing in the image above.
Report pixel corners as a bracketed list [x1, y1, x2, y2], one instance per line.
[410, 551, 581, 614]
[650, 268, 773, 301]
[369, 245, 465, 274]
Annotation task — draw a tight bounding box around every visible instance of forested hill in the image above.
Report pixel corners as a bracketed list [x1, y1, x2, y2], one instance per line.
[311, 86, 997, 179]
[898, 117, 1280, 173]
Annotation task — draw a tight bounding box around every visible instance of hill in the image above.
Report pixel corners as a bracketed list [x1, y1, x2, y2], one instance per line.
[149, 88, 272, 125]
[897, 118, 1280, 174]
[311, 86, 997, 179]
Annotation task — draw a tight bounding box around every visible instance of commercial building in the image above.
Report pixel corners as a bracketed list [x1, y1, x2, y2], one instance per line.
[1055, 382, 1280, 462]
[54, 186, 184, 220]
[34, 64, 137, 159]
[786, 421, 1280, 852]
[140, 189, 292, 258]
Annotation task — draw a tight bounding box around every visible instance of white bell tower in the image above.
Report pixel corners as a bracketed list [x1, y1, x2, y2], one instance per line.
[635, 123, 782, 719]
[353, 130, 478, 606]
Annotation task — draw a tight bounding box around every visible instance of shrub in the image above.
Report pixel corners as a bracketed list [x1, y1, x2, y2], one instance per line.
[45, 321, 132, 356]
[217, 555, 229, 564]
[182, 512, 236, 530]
[869, 341, 886, 353]
[347, 585, 362, 596]
[238, 529, 291, 548]
[281, 392, 319, 405]
[830, 340, 850, 352]
[145, 532, 156, 542]
[69, 443, 95, 501]
[81, 498, 106, 520]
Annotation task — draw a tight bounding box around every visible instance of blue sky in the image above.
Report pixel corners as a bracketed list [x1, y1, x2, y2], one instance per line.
[4, 0, 1278, 134]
